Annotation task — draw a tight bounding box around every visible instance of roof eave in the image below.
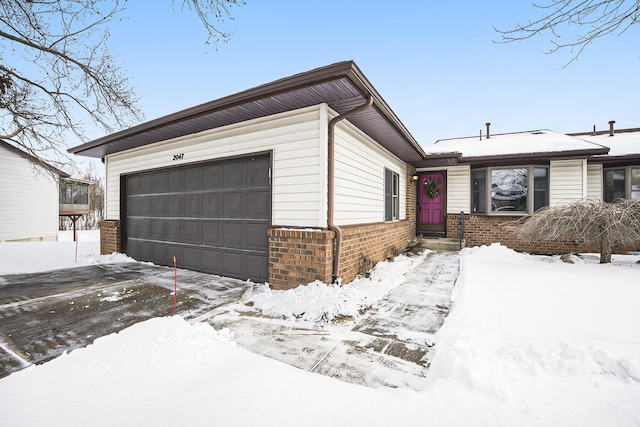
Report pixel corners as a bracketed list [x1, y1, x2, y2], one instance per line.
[413, 147, 611, 168]
[461, 148, 611, 165]
[69, 61, 426, 161]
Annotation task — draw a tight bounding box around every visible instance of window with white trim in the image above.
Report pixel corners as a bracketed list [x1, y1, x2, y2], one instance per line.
[471, 166, 549, 215]
[385, 168, 399, 221]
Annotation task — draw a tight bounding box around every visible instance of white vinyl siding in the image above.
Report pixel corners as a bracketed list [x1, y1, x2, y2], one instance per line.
[0, 146, 59, 241]
[332, 119, 406, 225]
[550, 159, 587, 207]
[446, 166, 471, 214]
[587, 163, 603, 201]
[416, 165, 470, 214]
[106, 105, 327, 227]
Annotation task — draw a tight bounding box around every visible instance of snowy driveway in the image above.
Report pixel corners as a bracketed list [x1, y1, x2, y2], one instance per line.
[0, 263, 252, 378]
[0, 251, 461, 388]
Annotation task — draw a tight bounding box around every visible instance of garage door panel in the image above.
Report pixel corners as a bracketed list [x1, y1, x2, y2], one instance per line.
[139, 240, 153, 260]
[223, 193, 244, 217]
[202, 249, 221, 272]
[140, 197, 152, 217]
[168, 195, 184, 216]
[153, 196, 168, 216]
[223, 162, 245, 188]
[184, 221, 202, 244]
[140, 174, 153, 194]
[246, 253, 268, 282]
[247, 190, 270, 217]
[167, 220, 183, 242]
[223, 222, 245, 248]
[222, 251, 244, 278]
[153, 219, 166, 240]
[153, 172, 168, 193]
[168, 169, 184, 192]
[139, 219, 152, 239]
[248, 156, 270, 186]
[127, 175, 140, 195]
[202, 221, 221, 245]
[183, 247, 202, 270]
[246, 223, 269, 249]
[185, 193, 202, 217]
[127, 218, 140, 238]
[185, 168, 202, 191]
[203, 193, 222, 216]
[153, 243, 167, 264]
[124, 154, 270, 282]
[126, 239, 140, 259]
[127, 197, 140, 216]
[202, 164, 222, 187]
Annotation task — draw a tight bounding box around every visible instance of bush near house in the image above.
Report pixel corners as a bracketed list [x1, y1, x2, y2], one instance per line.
[517, 199, 640, 263]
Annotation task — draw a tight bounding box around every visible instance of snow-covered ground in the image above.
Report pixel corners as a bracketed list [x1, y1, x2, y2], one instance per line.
[0, 230, 134, 274]
[0, 238, 639, 426]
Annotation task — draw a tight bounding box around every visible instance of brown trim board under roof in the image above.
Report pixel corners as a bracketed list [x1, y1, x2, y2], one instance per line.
[69, 61, 426, 162]
[413, 147, 610, 168]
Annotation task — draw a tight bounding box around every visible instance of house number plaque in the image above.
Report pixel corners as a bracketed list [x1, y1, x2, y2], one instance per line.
[173, 153, 184, 161]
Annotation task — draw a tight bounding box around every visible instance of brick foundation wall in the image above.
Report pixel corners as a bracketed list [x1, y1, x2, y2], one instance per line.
[446, 214, 606, 254]
[267, 228, 335, 290]
[338, 220, 415, 283]
[267, 164, 418, 290]
[267, 220, 416, 290]
[99, 220, 121, 255]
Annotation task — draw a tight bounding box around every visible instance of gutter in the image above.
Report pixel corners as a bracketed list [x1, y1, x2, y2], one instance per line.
[327, 95, 373, 285]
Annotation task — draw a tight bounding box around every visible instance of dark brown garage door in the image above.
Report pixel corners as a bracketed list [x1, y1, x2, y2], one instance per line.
[122, 154, 271, 282]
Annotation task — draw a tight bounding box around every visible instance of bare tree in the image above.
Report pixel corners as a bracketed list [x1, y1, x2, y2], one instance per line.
[495, 1, 640, 64]
[518, 198, 640, 263]
[0, 0, 243, 165]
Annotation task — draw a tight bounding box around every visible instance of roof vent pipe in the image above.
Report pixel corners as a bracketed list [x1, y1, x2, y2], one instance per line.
[486, 122, 491, 139]
[327, 95, 374, 285]
[592, 125, 596, 136]
[609, 120, 615, 137]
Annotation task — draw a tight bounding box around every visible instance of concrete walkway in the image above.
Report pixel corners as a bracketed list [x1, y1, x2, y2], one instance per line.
[208, 251, 460, 390]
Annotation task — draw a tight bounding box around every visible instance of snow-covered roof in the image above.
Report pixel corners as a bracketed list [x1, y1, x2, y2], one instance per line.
[427, 129, 606, 159]
[572, 129, 640, 157]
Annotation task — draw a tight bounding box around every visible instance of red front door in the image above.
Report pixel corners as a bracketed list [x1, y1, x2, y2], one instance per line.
[417, 172, 446, 235]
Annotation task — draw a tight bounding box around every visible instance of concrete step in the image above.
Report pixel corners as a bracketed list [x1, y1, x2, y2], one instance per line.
[421, 238, 465, 251]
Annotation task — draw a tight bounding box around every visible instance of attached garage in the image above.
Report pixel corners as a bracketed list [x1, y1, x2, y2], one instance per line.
[69, 61, 427, 288]
[122, 153, 271, 282]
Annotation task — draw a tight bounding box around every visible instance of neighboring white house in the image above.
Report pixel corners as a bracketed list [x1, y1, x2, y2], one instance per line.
[0, 140, 67, 242]
[69, 61, 426, 289]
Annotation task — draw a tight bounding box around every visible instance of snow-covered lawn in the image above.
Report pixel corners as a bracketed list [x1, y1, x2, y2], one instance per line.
[0, 238, 639, 426]
[0, 230, 134, 274]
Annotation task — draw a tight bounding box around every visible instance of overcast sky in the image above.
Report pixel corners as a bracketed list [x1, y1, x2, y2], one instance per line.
[103, 0, 640, 149]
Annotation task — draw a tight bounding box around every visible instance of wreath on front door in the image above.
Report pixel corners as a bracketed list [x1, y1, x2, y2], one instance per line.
[424, 178, 441, 199]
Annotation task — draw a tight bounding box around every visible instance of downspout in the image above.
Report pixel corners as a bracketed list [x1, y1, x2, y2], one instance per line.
[327, 95, 374, 284]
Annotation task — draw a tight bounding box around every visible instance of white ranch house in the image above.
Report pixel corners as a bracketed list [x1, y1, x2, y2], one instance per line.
[69, 62, 640, 288]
